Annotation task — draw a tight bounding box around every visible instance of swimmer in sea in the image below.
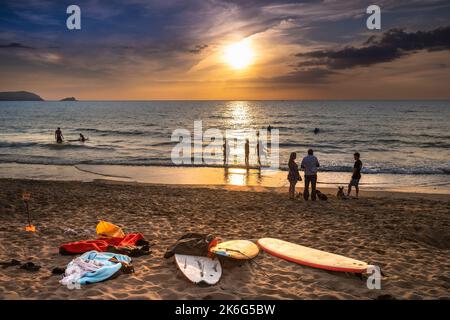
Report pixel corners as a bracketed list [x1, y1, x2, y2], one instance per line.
[79, 133, 86, 142]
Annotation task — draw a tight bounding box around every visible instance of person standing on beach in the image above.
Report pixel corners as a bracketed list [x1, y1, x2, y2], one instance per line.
[55, 127, 64, 143]
[301, 149, 320, 201]
[223, 138, 228, 166]
[348, 152, 362, 198]
[288, 152, 301, 199]
[244, 139, 250, 167]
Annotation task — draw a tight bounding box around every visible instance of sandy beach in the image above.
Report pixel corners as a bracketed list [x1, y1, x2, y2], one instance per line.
[0, 178, 449, 300]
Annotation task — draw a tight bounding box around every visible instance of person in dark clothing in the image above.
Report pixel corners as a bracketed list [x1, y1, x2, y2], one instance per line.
[79, 133, 86, 142]
[301, 149, 320, 201]
[55, 127, 64, 143]
[287, 152, 301, 199]
[223, 138, 227, 166]
[256, 131, 261, 167]
[244, 139, 250, 167]
[348, 152, 362, 198]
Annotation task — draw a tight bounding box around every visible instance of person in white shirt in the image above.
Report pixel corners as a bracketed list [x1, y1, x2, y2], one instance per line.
[301, 149, 320, 201]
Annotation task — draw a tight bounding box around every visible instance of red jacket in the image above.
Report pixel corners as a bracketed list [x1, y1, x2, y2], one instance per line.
[60, 233, 145, 254]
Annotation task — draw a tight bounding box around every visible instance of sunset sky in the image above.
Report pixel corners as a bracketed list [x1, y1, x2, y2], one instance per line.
[1, 0, 450, 100]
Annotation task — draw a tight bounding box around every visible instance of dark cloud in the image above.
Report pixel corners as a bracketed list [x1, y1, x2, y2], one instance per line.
[0, 42, 34, 50]
[263, 68, 337, 84]
[189, 44, 208, 54]
[297, 26, 450, 70]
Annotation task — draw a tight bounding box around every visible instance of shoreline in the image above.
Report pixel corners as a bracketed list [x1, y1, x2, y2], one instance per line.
[1, 163, 449, 195]
[0, 178, 449, 299]
[2, 177, 450, 201]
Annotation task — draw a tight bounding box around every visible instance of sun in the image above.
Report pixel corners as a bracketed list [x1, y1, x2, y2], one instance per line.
[224, 40, 254, 70]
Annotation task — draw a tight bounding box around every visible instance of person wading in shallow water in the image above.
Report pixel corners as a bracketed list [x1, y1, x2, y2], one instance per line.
[244, 139, 250, 168]
[223, 137, 227, 166]
[256, 131, 261, 167]
[287, 152, 301, 199]
[55, 127, 64, 143]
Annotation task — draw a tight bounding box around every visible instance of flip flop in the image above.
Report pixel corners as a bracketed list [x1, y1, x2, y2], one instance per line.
[51, 267, 66, 275]
[0, 259, 21, 269]
[20, 262, 41, 272]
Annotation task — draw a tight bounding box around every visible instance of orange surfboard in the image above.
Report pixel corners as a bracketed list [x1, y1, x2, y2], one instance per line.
[257, 238, 368, 273]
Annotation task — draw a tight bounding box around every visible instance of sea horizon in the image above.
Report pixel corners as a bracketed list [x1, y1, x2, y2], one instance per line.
[10, 98, 450, 102]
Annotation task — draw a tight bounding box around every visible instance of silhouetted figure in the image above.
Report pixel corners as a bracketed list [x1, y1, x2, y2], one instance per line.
[267, 125, 273, 133]
[348, 152, 362, 198]
[79, 133, 86, 142]
[55, 127, 64, 143]
[313, 128, 320, 134]
[244, 139, 250, 167]
[287, 152, 301, 199]
[301, 149, 320, 201]
[256, 131, 261, 167]
[223, 138, 227, 166]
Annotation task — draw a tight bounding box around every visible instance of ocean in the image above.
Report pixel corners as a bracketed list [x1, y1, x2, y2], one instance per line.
[1, 100, 449, 191]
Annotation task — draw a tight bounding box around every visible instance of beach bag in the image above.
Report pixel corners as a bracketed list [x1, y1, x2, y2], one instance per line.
[316, 190, 328, 201]
[164, 233, 217, 258]
[96, 220, 125, 238]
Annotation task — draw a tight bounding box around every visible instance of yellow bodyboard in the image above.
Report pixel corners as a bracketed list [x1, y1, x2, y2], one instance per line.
[210, 240, 259, 259]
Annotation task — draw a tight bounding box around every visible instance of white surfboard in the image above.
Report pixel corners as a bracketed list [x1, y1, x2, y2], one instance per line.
[258, 238, 368, 273]
[174, 254, 222, 285]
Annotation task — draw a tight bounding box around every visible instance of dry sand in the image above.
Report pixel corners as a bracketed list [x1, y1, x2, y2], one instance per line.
[0, 178, 449, 300]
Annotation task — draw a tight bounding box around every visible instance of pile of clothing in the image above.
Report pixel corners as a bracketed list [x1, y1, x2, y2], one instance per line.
[58, 221, 150, 288]
[60, 251, 133, 287]
[60, 233, 150, 257]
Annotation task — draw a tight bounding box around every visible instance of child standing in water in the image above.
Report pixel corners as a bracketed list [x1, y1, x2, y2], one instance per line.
[288, 152, 301, 199]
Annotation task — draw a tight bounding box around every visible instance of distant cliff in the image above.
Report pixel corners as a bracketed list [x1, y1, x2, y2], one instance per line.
[0, 91, 44, 101]
[60, 97, 77, 101]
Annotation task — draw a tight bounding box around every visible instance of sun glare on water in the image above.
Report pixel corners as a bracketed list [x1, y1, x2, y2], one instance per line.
[224, 40, 254, 70]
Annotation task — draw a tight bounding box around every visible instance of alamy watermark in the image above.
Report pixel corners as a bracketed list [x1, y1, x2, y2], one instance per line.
[366, 5, 381, 30]
[65, 4, 381, 31]
[171, 121, 279, 170]
[66, 5, 81, 30]
[366, 265, 382, 289]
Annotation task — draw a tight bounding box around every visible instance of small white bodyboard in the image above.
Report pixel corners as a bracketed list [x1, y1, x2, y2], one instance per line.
[174, 254, 222, 285]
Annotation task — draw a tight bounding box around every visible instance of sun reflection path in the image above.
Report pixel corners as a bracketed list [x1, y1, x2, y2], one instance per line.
[223, 101, 255, 166]
[225, 167, 248, 186]
[226, 101, 253, 128]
